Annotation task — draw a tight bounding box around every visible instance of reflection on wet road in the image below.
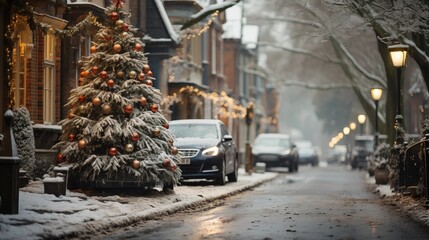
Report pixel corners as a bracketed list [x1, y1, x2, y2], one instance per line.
[101, 164, 429, 239]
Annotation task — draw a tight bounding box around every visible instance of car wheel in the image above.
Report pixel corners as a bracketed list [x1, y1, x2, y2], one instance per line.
[216, 160, 226, 185]
[295, 159, 299, 172]
[227, 157, 238, 182]
[288, 163, 294, 173]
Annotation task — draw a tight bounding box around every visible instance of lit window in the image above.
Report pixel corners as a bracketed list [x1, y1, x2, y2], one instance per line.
[44, 33, 55, 124]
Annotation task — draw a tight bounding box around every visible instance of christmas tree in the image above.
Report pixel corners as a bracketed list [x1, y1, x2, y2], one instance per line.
[54, 0, 181, 190]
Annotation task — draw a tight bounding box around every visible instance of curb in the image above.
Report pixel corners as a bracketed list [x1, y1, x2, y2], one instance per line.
[44, 173, 280, 239]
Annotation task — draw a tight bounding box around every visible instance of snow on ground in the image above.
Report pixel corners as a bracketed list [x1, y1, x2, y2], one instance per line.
[0, 168, 278, 240]
[3, 167, 429, 239]
[367, 173, 429, 229]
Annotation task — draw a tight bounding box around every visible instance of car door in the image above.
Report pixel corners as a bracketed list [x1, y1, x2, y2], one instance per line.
[220, 124, 235, 173]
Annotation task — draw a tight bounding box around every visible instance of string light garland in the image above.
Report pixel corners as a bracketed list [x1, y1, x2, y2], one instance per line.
[182, 10, 219, 39]
[162, 86, 246, 119]
[5, 14, 18, 109]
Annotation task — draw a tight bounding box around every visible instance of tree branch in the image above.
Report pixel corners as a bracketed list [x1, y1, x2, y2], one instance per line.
[257, 41, 341, 64]
[180, 0, 241, 30]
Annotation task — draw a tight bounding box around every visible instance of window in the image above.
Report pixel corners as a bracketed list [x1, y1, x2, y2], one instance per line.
[43, 33, 55, 124]
[12, 38, 26, 107]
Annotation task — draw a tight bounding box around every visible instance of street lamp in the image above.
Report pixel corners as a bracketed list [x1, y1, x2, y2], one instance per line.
[349, 122, 357, 131]
[388, 44, 408, 144]
[343, 127, 350, 135]
[371, 87, 383, 149]
[358, 114, 366, 135]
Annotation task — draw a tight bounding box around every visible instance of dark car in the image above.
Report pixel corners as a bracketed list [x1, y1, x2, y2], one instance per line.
[298, 145, 319, 166]
[169, 119, 239, 185]
[251, 133, 299, 172]
[350, 135, 374, 170]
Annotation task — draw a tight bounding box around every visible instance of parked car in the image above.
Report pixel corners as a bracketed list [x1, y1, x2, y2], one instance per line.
[350, 135, 374, 170]
[251, 133, 299, 172]
[297, 144, 319, 166]
[169, 119, 239, 185]
[328, 145, 348, 164]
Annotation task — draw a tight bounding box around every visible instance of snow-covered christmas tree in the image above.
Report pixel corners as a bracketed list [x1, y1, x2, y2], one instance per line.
[54, 0, 181, 190]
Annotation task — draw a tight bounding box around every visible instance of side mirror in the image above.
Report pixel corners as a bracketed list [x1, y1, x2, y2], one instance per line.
[223, 135, 233, 142]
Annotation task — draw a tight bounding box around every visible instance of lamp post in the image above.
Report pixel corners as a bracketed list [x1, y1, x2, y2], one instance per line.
[244, 102, 254, 174]
[371, 87, 383, 149]
[358, 114, 366, 135]
[388, 44, 408, 144]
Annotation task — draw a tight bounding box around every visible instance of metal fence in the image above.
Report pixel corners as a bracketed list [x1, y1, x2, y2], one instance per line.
[402, 136, 429, 198]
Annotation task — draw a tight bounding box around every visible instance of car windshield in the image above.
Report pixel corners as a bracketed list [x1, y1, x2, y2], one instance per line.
[299, 147, 314, 155]
[255, 137, 290, 147]
[355, 140, 374, 152]
[170, 123, 219, 139]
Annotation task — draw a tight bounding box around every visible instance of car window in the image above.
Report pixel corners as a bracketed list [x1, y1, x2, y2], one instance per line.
[220, 124, 229, 136]
[255, 137, 290, 147]
[170, 123, 219, 139]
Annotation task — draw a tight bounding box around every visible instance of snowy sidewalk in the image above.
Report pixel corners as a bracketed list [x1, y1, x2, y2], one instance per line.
[0, 168, 278, 240]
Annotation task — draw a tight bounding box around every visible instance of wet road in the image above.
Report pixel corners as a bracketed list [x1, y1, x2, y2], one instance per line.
[100, 164, 429, 239]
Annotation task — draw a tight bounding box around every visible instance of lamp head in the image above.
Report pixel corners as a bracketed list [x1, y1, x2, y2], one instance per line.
[358, 114, 366, 124]
[388, 44, 409, 68]
[370, 87, 383, 101]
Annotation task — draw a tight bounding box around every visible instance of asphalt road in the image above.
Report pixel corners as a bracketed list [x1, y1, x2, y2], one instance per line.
[98, 164, 429, 240]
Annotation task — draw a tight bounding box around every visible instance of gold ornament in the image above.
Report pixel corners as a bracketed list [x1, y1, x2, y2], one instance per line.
[128, 71, 137, 79]
[78, 140, 87, 149]
[117, 70, 125, 78]
[131, 159, 140, 169]
[102, 104, 112, 115]
[116, 19, 125, 27]
[152, 127, 161, 137]
[171, 146, 179, 155]
[113, 44, 122, 53]
[125, 144, 134, 153]
[92, 97, 101, 106]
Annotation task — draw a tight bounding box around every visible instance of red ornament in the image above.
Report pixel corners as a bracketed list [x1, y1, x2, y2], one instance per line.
[142, 64, 150, 73]
[90, 46, 97, 54]
[68, 133, 75, 142]
[135, 43, 142, 51]
[91, 66, 99, 75]
[151, 104, 158, 113]
[163, 159, 171, 168]
[138, 73, 145, 81]
[123, 104, 133, 114]
[147, 70, 153, 77]
[163, 123, 169, 129]
[131, 133, 140, 141]
[79, 77, 84, 86]
[107, 79, 115, 87]
[108, 147, 118, 156]
[145, 80, 153, 87]
[170, 165, 177, 171]
[78, 95, 85, 103]
[122, 23, 129, 32]
[56, 153, 64, 163]
[111, 12, 119, 21]
[100, 71, 108, 79]
[139, 97, 147, 106]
